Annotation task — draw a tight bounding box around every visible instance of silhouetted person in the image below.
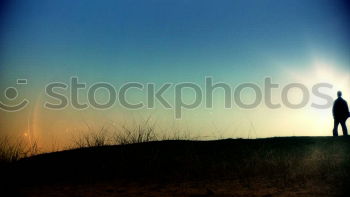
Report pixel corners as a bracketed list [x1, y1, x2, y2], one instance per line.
[333, 91, 349, 136]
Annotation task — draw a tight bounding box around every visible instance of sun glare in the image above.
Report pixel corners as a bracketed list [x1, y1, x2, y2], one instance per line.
[300, 60, 350, 135]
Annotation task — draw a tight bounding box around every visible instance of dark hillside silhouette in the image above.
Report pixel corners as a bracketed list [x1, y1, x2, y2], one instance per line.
[1, 137, 350, 197]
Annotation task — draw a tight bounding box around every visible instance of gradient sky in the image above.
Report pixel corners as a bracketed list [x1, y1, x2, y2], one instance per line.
[1, 0, 350, 150]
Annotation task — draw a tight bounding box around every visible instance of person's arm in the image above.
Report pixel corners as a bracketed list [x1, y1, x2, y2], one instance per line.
[346, 101, 350, 117]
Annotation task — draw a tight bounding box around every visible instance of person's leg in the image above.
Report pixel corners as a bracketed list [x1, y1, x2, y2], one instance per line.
[333, 119, 339, 137]
[340, 120, 348, 136]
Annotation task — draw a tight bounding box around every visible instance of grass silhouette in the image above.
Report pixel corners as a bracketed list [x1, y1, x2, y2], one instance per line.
[0, 136, 39, 164]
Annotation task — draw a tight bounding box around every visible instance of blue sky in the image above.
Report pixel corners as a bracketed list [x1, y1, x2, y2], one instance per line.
[1, 0, 349, 84]
[1, 0, 350, 144]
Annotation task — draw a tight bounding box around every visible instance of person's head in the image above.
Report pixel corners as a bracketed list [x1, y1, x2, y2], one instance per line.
[337, 91, 342, 98]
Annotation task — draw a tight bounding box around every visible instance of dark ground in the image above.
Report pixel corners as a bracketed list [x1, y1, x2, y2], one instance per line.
[1, 137, 350, 197]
